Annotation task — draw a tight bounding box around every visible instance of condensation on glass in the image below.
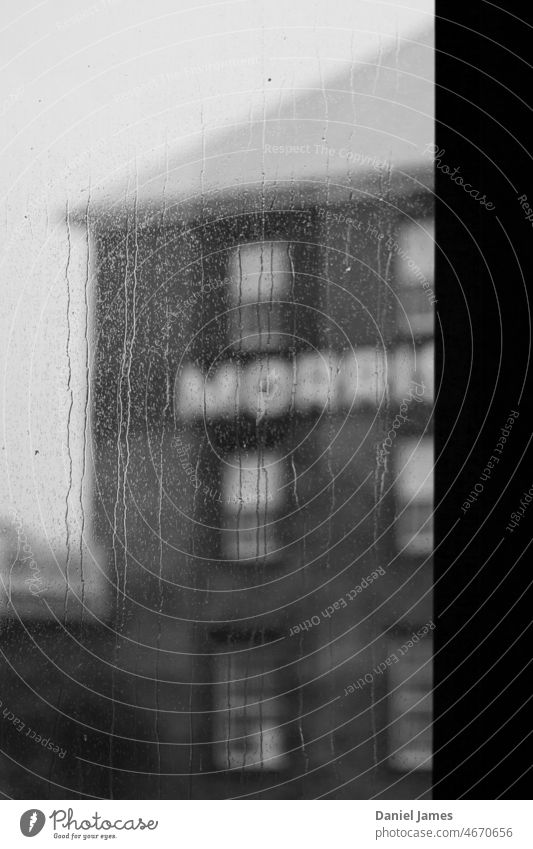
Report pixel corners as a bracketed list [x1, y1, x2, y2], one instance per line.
[212, 647, 289, 771]
[387, 634, 433, 771]
[227, 241, 293, 353]
[221, 451, 284, 562]
[395, 437, 434, 556]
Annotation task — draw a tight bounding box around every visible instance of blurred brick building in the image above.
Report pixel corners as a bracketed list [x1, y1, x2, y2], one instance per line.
[1, 26, 434, 799]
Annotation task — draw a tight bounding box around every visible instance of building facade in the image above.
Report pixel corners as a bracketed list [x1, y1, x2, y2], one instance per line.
[0, 26, 434, 799]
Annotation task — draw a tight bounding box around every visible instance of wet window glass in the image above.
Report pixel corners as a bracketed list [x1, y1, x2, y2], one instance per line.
[1, 5, 434, 802]
[387, 633, 433, 771]
[395, 437, 434, 556]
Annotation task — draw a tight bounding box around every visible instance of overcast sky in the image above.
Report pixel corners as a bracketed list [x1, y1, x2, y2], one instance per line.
[1, 0, 433, 202]
[0, 0, 433, 551]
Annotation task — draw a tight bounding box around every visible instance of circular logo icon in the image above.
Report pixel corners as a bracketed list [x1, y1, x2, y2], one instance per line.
[20, 810, 46, 837]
